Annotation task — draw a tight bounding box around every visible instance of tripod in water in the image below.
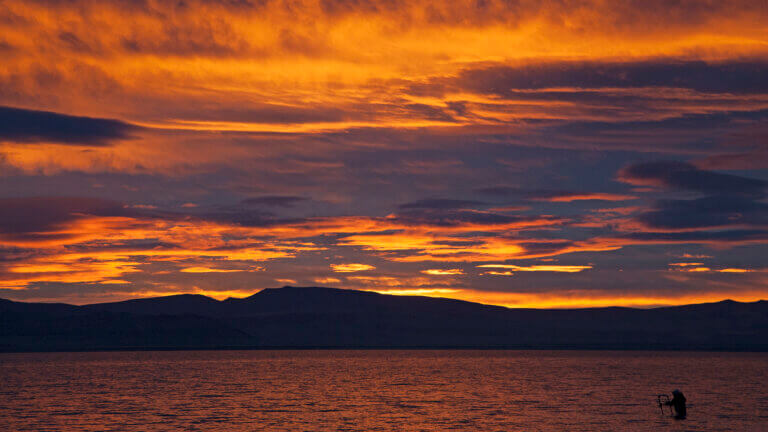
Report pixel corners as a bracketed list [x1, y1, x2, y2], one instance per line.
[657, 394, 672, 416]
[657, 389, 687, 419]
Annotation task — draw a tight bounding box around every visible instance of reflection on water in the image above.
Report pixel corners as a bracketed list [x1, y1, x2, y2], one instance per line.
[1, 350, 767, 431]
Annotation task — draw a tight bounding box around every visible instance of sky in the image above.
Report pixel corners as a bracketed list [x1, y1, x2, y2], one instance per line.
[1, 0, 768, 307]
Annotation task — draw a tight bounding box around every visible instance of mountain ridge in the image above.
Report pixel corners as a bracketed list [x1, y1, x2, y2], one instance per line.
[2, 286, 767, 352]
[10, 286, 762, 311]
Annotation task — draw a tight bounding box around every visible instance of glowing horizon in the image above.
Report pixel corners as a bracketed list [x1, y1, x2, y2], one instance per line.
[36, 284, 768, 310]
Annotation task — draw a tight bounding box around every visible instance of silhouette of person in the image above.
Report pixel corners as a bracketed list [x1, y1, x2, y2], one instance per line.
[664, 389, 687, 419]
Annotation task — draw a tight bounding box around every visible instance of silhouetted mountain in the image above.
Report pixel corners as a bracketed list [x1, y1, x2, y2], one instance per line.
[2, 287, 767, 352]
[83, 294, 221, 316]
[83, 287, 507, 317]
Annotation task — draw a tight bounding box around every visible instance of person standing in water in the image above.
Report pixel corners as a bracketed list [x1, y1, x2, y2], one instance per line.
[664, 389, 687, 419]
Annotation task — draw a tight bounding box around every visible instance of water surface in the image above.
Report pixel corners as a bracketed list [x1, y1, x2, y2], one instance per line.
[1, 350, 767, 431]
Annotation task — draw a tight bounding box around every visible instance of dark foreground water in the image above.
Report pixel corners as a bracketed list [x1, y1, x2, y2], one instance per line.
[1, 350, 767, 431]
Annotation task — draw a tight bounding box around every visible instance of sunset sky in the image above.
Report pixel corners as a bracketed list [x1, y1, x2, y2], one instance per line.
[1, 0, 767, 307]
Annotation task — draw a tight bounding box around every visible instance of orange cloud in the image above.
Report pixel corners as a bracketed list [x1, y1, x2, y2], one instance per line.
[180, 267, 254, 273]
[534, 193, 637, 202]
[363, 288, 462, 297]
[477, 264, 593, 273]
[314, 277, 342, 284]
[669, 265, 755, 274]
[347, 275, 441, 288]
[674, 267, 712, 272]
[483, 271, 515, 276]
[0, 211, 314, 290]
[331, 263, 376, 273]
[421, 269, 465, 275]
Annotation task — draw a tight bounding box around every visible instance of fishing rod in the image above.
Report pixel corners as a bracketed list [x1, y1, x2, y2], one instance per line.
[656, 394, 671, 416]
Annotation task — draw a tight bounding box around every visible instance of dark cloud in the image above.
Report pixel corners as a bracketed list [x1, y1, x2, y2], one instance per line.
[637, 196, 768, 230]
[473, 187, 572, 200]
[454, 61, 768, 95]
[620, 161, 768, 232]
[474, 186, 522, 197]
[399, 199, 486, 210]
[0, 39, 14, 52]
[0, 281, 133, 302]
[0, 105, 136, 146]
[532, 109, 768, 154]
[618, 161, 768, 196]
[393, 208, 556, 228]
[694, 151, 768, 171]
[401, 103, 457, 122]
[527, 191, 635, 202]
[620, 229, 768, 244]
[475, 187, 557, 198]
[241, 195, 309, 208]
[319, 0, 397, 16]
[197, 210, 278, 227]
[58, 31, 94, 53]
[0, 245, 38, 263]
[474, 187, 633, 202]
[0, 197, 134, 241]
[694, 120, 768, 170]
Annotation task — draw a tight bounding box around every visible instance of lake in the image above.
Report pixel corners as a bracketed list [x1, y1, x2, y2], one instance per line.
[1, 350, 767, 431]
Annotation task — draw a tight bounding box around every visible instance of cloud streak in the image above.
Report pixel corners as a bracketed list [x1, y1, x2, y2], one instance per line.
[0, 106, 136, 146]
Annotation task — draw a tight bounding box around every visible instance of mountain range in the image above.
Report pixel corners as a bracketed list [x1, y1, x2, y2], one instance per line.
[2, 286, 767, 352]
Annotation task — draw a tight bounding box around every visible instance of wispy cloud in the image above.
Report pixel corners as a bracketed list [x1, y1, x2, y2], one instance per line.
[331, 263, 376, 273]
[477, 264, 593, 273]
[421, 269, 465, 275]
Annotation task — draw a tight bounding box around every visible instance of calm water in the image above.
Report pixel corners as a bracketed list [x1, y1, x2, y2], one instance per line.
[1, 350, 767, 431]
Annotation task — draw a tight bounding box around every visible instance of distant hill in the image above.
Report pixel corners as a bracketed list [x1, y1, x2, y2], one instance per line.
[2, 286, 767, 352]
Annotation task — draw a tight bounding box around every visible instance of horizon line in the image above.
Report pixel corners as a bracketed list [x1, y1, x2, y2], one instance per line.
[3, 285, 766, 311]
